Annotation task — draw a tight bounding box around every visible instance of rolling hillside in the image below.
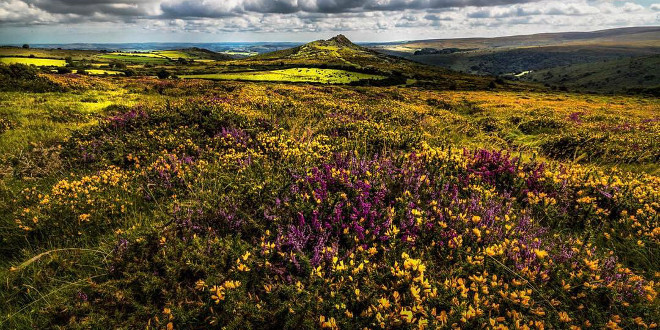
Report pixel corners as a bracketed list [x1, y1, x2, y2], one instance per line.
[370, 27, 660, 93]
[518, 54, 660, 95]
[236, 35, 507, 89]
[373, 26, 660, 54]
[242, 35, 422, 73]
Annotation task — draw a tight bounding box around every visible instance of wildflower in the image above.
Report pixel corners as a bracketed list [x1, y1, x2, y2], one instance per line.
[319, 316, 337, 328]
[534, 249, 548, 259]
[400, 310, 413, 323]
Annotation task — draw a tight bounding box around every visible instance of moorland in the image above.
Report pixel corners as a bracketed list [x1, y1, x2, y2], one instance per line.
[373, 26, 660, 95]
[0, 35, 658, 329]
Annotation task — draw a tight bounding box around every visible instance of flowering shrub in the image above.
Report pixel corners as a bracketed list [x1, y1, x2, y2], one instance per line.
[13, 166, 135, 238]
[2, 81, 658, 328]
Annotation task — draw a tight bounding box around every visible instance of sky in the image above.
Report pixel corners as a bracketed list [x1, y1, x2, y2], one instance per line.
[0, 0, 659, 43]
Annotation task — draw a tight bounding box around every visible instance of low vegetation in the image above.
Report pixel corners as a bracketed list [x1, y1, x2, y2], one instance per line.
[0, 35, 658, 329]
[518, 55, 660, 95]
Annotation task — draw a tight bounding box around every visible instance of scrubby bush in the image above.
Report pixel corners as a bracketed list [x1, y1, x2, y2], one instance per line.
[0, 63, 62, 92]
[157, 69, 170, 79]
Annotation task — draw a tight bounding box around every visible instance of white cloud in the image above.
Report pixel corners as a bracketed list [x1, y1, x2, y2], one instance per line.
[0, 0, 658, 42]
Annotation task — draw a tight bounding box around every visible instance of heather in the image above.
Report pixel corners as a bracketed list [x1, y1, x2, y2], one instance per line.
[0, 78, 658, 329]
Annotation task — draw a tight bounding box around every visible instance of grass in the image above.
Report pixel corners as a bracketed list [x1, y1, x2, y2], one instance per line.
[97, 54, 170, 63]
[0, 57, 66, 67]
[0, 48, 99, 61]
[107, 52, 165, 58]
[181, 68, 385, 84]
[153, 50, 193, 60]
[0, 90, 144, 157]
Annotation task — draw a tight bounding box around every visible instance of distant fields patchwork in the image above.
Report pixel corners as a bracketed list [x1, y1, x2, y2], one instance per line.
[0, 57, 66, 67]
[182, 68, 385, 83]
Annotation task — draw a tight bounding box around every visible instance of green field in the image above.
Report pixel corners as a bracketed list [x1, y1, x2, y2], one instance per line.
[0, 57, 66, 67]
[107, 52, 164, 58]
[153, 50, 193, 59]
[97, 54, 169, 63]
[182, 68, 384, 83]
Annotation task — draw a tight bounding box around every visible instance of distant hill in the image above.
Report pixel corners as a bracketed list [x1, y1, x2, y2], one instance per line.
[235, 35, 513, 90]
[517, 55, 660, 95]
[243, 35, 436, 76]
[375, 26, 660, 53]
[177, 47, 233, 60]
[369, 26, 660, 94]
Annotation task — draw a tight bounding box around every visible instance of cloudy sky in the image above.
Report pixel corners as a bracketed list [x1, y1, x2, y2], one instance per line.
[0, 0, 658, 43]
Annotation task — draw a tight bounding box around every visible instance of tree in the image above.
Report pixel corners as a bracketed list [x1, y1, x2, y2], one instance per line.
[22, 44, 29, 49]
[156, 69, 170, 79]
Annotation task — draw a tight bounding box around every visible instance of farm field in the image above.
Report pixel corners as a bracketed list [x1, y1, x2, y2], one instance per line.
[153, 50, 194, 59]
[97, 53, 171, 63]
[0, 57, 66, 67]
[182, 68, 385, 83]
[0, 35, 658, 329]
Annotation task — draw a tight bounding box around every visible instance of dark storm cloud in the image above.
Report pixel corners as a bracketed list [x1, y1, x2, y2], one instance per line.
[159, 1, 238, 18]
[1, 0, 547, 24]
[244, 0, 305, 14]
[21, 0, 152, 17]
[362, 0, 538, 11]
[158, 0, 543, 18]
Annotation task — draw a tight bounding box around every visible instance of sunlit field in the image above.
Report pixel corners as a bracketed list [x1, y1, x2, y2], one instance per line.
[97, 54, 171, 63]
[182, 68, 386, 84]
[0, 57, 66, 67]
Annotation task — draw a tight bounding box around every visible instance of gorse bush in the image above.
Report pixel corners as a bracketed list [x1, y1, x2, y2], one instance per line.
[0, 64, 62, 92]
[1, 80, 658, 329]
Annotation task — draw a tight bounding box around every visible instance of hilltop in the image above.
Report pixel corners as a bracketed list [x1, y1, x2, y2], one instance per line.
[237, 35, 503, 89]
[246, 34, 402, 70]
[245, 35, 429, 72]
